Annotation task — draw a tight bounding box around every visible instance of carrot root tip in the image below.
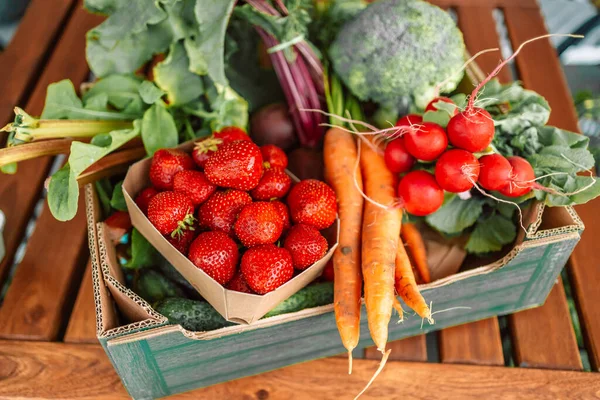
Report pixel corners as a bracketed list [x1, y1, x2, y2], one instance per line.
[348, 349, 353, 375]
[354, 349, 391, 400]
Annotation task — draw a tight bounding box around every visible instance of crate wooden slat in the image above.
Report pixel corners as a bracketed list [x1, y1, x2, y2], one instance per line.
[502, 5, 583, 370]
[64, 260, 97, 343]
[569, 200, 600, 371]
[0, 0, 76, 127]
[364, 335, 428, 362]
[1, 340, 599, 399]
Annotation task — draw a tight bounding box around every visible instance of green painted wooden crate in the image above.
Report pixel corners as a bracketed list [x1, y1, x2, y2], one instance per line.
[85, 182, 584, 399]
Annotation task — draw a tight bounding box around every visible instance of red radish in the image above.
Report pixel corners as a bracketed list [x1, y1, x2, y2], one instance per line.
[404, 122, 448, 161]
[384, 139, 415, 173]
[435, 149, 480, 193]
[447, 108, 495, 153]
[425, 97, 458, 115]
[396, 114, 423, 128]
[398, 171, 444, 216]
[478, 154, 512, 192]
[500, 156, 536, 197]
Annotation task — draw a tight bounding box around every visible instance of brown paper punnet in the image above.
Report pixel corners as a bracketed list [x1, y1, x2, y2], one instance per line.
[122, 141, 338, 324]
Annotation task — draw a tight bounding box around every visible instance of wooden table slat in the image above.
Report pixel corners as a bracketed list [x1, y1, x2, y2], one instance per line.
[364, 335, 428, 362]
[64, 260, 97, 343]
[503, 5, 583, 370]
[1, 341, 599, 399]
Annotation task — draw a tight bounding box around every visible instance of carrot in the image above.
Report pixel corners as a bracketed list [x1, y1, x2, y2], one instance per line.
[401, 223, 431, 283]
[323, 128, 364, 373]
[360, 139, 402, 352]
[395, 240, 432, 321]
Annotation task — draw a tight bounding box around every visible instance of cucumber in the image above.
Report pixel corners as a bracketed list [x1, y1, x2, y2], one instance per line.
[155, 298, 234, 331]
[264, 282, 334, 318]
[134, 269, 186, 304]
[156, 260, 201, 298]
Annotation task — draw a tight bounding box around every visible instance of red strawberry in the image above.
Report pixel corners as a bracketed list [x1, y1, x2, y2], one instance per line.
[261, 144, 288, 169]
[226, 271, 255, 293]
[271, 201, 291, 232]
[166, 223, 198, 254]
[147, 191, 195, 236]
[287, 179, 337, 230]
[135, 187, 159, 214]
[234, 202, 284, 247]
[198, 190, 252, 235]
[188, 231, 238, 285]
[284, 224, 328, 270]
[250, 167, 292, 200]
[173, 170, 216, 206]
[105, 211, 132, 244]
[149, 149, 195, 190]
[322, 260, 334, 282]
[192, 127, 251, 168]
[241, 245, 294, 294]
[205, 141, 264, 190]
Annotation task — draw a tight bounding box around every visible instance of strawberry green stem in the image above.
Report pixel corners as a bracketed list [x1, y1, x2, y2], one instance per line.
[171, 214, 196, 239]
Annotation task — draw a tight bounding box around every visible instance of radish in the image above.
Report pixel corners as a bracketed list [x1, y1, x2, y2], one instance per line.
[478, 154, 511, 191]
[404, 122, 448, 161]
[425, 96, 458, 115]
[447, 108, 494, 152]
[384, 138, 415, 174]
[396, 114, 423, 128]
[435, 149, 480, 193]
[398, 170, 444, 216]
[500, 156, 535, 197]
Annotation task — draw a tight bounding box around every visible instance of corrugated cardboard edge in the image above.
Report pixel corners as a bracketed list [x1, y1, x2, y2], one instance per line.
[121, 139, 339, 324]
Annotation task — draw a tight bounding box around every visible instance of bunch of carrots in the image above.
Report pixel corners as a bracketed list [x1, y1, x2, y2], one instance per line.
[323, 128, 432, 376]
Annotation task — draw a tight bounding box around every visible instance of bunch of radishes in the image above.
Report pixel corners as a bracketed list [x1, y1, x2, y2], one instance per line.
[385, 97, 538, 216]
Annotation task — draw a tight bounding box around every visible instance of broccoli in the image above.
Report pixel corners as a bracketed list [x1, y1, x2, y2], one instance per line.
[329, 0, 466, 109]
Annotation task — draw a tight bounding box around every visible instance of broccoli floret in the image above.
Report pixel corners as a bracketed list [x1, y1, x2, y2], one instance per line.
[329, 0, 466, 109]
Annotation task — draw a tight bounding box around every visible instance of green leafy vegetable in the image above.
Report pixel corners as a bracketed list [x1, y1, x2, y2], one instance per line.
[139, 81, 166, 104]
[95, 178, 114, 217]
[141, 103, 178, 156]
[110, 180, 127, 212]
[426, 195, 484, 235]
[464, 213, 517, 254]
[126, 228, 158, 269]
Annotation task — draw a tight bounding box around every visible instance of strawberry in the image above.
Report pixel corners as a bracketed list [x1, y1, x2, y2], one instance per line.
[287, 179, 337, 230]
[147, 191, 195, 236]
[284, 224, 328, 270]
[261, 144, 288, 169]
[149, 149, 195, 190]
[104, 211, 132, 244]
[173, 170, 216, 206]
[188, 231, 238, 285]
[135, 187, 159, 214]
[249, 167, 292, 200]
[271, 200, 291, 232]
[234, 202, 284, 247]
[205, 141, 264, 190]
[322, 260, 334, 282]
[166, 222, 198, 254]
[192, 126, 251, 168]
[198, 190, 252, 235]
[241, 244, 294, 294]
[226, 271, 255, 294]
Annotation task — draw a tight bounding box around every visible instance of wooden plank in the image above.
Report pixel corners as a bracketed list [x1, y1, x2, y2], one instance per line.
[439, 319, 504, 365]
[64, 260, 97, 343]
[569, 200, 600, 371]
[0, 0, 76, 127]
[435, 5, 507, 367]
[429, 0, 538, 8]
[1, 341, 600, 399]
[364, 335, 428, 362]
[0, 5, 103, 288]
[0, 189, 89, 341]
[503, 6, 583, 370]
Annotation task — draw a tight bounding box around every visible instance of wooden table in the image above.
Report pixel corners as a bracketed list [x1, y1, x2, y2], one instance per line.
[0, 0, 599, 398]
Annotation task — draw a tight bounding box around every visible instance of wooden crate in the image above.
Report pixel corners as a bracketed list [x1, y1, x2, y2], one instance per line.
[87, 181, 584, 399]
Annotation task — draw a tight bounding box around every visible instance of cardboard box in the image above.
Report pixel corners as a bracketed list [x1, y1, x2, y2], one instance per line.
[121, 141, 338, 323]
[86, 182, 583, 399]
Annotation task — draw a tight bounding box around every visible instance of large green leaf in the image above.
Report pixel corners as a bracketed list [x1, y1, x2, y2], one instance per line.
[83, 74, 143, 111]
[141, 103, 178, 156]
[48, 122, 141, 221]
[153, 42, 204, 106]
[426, 195, 484, 235]
[465, 213, 517, 254]
[126, 228, 158, 269]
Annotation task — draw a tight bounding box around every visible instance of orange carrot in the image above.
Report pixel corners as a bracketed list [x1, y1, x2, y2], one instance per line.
[401, 223, 431, 283]
[360, 139, 402, 352]
[324, 128, 364, 373]
[395, 241, 432, 321]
